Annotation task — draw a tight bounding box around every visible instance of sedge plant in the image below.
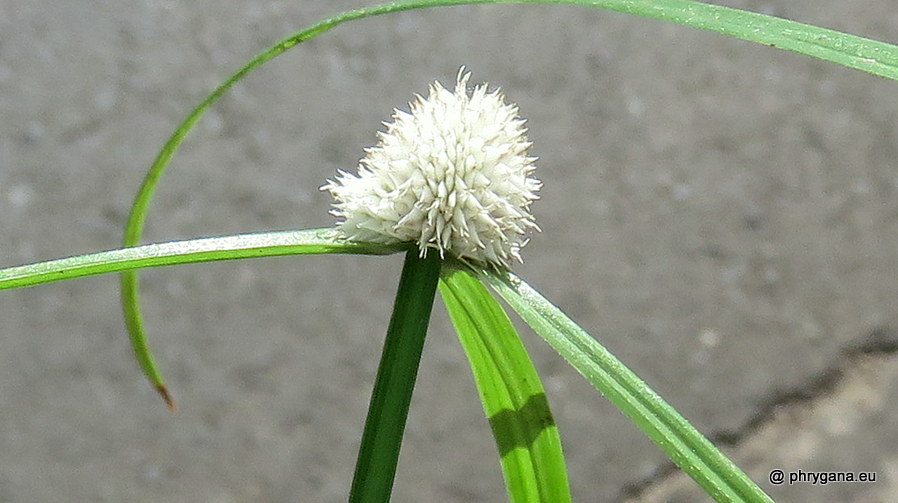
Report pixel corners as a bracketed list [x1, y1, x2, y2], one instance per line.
[3, 1, 898, 501]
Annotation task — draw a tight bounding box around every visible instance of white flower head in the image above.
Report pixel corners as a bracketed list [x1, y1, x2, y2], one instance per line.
[322, 68, 541, 268]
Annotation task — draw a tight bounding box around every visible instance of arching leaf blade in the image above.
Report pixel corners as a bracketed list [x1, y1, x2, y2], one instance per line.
[121, 0, 898, 405]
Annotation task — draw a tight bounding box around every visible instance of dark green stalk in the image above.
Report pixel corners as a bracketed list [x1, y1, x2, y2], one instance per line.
[350, 249, 442, 503]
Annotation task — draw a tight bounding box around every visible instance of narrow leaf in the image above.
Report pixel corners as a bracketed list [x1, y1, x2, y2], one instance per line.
[0, 228, 403, 291]
[440, 264, 571, 503]
[479, 267, 773, 503]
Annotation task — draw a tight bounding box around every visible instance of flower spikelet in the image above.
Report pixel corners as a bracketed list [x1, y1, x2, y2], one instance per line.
[322, 69, 540, 268]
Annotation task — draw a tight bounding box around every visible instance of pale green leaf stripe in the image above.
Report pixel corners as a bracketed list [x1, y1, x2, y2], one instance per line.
[440, 265, 571, 503]
[0, 229, 403, 291]
[480, 268, 773, 503]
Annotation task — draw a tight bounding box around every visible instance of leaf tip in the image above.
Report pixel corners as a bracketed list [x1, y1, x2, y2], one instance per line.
[156, 384, 176, 412]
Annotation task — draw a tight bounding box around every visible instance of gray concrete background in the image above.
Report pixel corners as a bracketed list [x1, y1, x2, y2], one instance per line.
[1, 1, 897, 501]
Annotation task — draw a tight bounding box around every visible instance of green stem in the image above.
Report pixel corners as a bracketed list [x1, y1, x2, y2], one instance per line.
[350, 249, 442, 503]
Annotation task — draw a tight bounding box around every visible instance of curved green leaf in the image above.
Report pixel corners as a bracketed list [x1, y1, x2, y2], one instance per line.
[440, 264, 571, 503]
[478, 267, 772, 503]
[5, 227, 402, 407]
[122, 0, 898, 402]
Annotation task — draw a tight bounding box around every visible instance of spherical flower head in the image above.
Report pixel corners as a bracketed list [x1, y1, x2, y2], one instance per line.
[321, 69, 541, 269]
